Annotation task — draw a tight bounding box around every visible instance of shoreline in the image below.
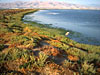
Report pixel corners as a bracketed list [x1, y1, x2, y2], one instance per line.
[40, 8, 100, 11]
[22, 9, 100, 46]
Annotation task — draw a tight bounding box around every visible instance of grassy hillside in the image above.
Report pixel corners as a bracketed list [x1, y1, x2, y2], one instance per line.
[0, 9, 100, 75]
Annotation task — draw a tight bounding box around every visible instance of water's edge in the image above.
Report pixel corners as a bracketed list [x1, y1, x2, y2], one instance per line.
[22, 9, 100, 45]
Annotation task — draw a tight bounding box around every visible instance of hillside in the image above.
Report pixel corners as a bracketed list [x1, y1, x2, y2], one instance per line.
[0, 1, 100, 10]
[0, 9, 100, 74]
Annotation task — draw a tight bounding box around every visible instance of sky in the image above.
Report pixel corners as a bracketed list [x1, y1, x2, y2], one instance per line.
[0, 0, 100, 6]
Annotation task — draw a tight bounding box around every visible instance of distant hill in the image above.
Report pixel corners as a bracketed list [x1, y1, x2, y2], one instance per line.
[0, 1, 100, 10]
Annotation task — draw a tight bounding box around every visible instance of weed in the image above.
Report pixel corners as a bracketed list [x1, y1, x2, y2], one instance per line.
[80, 61, 96, 75]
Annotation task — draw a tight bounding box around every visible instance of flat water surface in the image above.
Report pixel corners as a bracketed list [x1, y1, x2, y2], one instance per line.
[23, 9, 100, 45]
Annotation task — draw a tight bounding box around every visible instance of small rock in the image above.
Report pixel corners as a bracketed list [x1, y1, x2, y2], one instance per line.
[65, 32, 69, 36]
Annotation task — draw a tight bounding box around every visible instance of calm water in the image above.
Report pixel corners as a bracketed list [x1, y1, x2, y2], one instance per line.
[23, 10, 100, 45]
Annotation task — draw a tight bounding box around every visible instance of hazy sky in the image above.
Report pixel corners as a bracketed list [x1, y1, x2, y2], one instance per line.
[0, 0, 100, 6]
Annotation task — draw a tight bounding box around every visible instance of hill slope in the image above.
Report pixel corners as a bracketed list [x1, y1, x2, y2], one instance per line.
[0, 9, 100, 74]
[0, 1, 100, 10]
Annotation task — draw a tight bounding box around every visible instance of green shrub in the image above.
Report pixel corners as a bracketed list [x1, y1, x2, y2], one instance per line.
[80, 61, 96, 75]
[36, 52, 48, 67]
[5, 48, 22, 60]
[0, 44, 5, 51]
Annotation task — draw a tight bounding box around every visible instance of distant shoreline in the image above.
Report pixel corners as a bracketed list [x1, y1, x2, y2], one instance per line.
[40, 8, 100, 10]
[0, 8, 100, 11]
